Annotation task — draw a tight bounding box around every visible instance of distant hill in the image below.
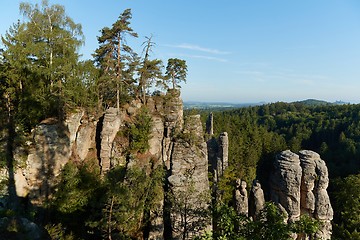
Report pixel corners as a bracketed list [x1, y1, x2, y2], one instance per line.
[183, 101, 265, 110]
[294, 99, 349, 106]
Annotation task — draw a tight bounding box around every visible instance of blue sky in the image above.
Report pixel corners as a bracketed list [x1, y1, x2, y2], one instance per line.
[1, 0, 360, 103]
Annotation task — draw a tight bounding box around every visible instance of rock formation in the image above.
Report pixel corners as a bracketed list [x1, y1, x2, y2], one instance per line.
[270, 150, 302, 223]
[206, 112, 213, 136]
[299, 150, 333, 240]
[234, 179, 248, 216]
[0, 90, 335, 240]
[249, 179, 265, 220]
[269, 150, 333, 239]
[167, 115, 211, 240]
[99, 107, 123, 173]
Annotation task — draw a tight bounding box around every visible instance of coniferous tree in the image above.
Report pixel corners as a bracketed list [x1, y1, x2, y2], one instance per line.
[164, 58, 187, 89]
[94, 9, 138, 110]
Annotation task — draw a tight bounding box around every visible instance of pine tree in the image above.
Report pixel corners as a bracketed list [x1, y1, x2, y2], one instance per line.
[94, 9, 138, 110]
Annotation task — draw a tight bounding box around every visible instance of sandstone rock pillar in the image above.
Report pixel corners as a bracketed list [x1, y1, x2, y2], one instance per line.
[234, 179, 248, 216]
[249, 179, 265, 220]
[299, 150, 333, 240]
[270, 150, 302, 223]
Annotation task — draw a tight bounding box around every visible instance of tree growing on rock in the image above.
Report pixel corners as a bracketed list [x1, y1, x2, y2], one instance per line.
[94, 8, 138, 110]
[163, 58, 187, 90]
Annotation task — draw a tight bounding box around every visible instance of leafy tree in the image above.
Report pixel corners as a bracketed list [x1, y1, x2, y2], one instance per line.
[94, 8, 138, 110]
[100, 165, 164, 240]
[0, 0, 86, 214]
[18, 0, 84, 117]
[164, 58, 187, 89]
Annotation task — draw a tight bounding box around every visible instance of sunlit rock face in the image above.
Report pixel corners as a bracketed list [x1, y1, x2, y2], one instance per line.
[234, 179, 248, 216]
[270, 150, 302, 223]
[299, 150, 333, 240]
[168, 114, 211, 240]
[269, 150, 333, 240]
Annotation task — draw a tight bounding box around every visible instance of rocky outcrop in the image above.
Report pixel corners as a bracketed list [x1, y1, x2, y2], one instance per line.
[75, 116, 97, 161]
[206, 112, 213, 136]
[269, 150, 333, 239]
[0, 217, 50, 240]
[299, 150, 333, 240]
[99, 107, 123, 173]
[234, 179, 248, 216]
[162, 89, 183, 170]
[168, 115, 211, 240]
[25, 122, 72, 203]
[249, 180, 265, 220]
[208, 130, 229, 183]
[270, 150, 302, 223]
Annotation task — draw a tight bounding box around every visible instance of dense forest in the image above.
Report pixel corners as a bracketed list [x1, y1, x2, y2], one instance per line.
[194, 102, 360, 239]
[1, 1, 360, 240]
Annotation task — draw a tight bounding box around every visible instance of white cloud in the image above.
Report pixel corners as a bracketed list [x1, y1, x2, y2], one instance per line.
[164, 43, 231, 55]
[185, 54, 228, 62]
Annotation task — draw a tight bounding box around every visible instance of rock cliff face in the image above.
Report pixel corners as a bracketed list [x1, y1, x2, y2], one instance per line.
[234, 179, 248, 216]
[0, 93, 334, 239]
[168, 115, 211, 239]
[299, 150, 333, 240]
[270, 150, 302, 223]
[0, 89, 211, 239]
[270, 150, 333, 239]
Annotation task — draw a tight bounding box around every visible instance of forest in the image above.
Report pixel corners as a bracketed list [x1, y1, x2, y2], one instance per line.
[194, 102, 360, 239]
[0, 1, 360, 239]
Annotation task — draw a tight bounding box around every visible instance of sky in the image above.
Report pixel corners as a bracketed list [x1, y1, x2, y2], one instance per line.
[1, 0, 360, 103]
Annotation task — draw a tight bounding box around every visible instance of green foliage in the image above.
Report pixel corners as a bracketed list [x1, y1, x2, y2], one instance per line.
[202, 202, 318, 240]
[213, 203, 247, 240]
[127, 107, 152, 153]
[332, 174, 360, 239]
[290, 214, 319, 238]
[45, 223, 76, 240]
[93, 8, 138, 109]
[100, 164, 165, 239]
[51, 161, 102, 214]
[164, 58, 187, 89]
[246, 203, 291, 240]
[138, 35, 164, 103]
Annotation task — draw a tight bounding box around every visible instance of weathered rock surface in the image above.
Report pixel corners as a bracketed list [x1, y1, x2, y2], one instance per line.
[269, 150, 333, 239]
[75, 117, 97, 161]
[270, 150, 302, 223]
[249, 180, 265, 220]
[168, 115, 211, 240]
[0, 217, 50, 240]
[207, 129, 229, 183]
[234, 179, 248, 216]
[99, 107, 123, 173]
[205, 112, 214, 136]
[299, 150, 333, 240]
[25, 122, 71, 203]
[162, 90, 183, 170]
